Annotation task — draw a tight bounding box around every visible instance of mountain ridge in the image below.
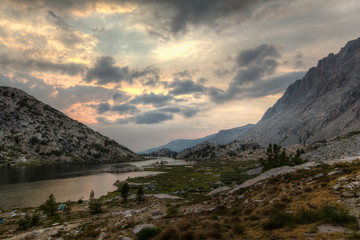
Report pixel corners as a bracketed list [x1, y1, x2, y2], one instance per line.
[0, 86, 140, 166]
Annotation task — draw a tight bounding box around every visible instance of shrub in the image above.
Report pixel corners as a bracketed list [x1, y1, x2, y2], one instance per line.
[263, 205, 356, 230]
[40, 194, 57, 216]
[89, 190, 102, 214]
[17, 213, 40, 231]
[156, 227, 179, 240]
[121, 182, 129, 202]
[137, 227, 162, 240]
[137, 186, 145, 202]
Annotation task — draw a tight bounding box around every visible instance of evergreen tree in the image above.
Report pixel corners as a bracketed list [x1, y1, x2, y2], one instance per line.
[136, 186, 145, 202]
[41, 194, 57, 216]
[89, 190, 102, 214]
[121, 182, 130, 202]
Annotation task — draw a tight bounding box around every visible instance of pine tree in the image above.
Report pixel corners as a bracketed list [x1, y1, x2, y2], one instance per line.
[41, 194, 57, 216]
[136, 186, 145, 202]
[121, 182, 130, 202]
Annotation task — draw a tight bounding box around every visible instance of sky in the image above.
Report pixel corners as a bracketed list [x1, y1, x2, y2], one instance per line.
[0, 0, 360, 152]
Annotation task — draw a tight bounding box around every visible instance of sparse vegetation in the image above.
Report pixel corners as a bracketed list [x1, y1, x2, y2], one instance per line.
[89, 190, 102, 214]
[260, 144, 306, 171]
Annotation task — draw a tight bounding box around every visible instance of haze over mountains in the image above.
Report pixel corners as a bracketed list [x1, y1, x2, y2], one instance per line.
[142, 37, 360, 155]
[0, 87, 139, 166]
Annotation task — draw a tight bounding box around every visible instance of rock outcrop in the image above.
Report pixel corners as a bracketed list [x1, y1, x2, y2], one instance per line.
[0, 87, 140, 166]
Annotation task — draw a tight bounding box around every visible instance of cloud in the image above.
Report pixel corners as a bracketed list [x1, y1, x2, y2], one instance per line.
[236, 44, 280, 67]
[159, 106, 201, 118]
[173, 70, 191, 78]
[96, 102, 138, 114]
[133, 111, 173, 124]
[0, 54, 86, 76]
[130, 92, 173, 107]
[112, 111, 174, 125]
[294, 52, 305, 68]
[111, 103, 138, 114]
[208, 44, 284, 103]
[167, 79, 207, 95]
[84, 56, 131, 85]
[85, 56, 160, 85]
[97, 102, 111, 114]
[182, 107, 200, 118]
[6, 0, 292, 36]
[209, 71, 306, 103]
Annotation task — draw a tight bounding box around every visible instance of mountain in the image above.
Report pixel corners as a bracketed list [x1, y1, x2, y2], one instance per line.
[139, 124, 254, 154]
[0, 87, 140, 166]
[138, 134, 216, 154]
[146, 148, 177, 158]
[239, 37, 360, 146]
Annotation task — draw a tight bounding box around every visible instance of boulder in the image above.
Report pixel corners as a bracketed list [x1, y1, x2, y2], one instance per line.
[133, 224, 156, 236]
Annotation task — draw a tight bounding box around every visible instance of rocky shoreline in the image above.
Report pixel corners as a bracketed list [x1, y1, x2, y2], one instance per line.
[100, 163, 143, 173]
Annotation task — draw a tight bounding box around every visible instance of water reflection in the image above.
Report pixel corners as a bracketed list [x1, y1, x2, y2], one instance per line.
[0, 157, 193, 209]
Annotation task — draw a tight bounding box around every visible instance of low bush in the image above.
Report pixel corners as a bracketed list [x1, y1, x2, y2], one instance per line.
[17, 213, 40, 231]
[137, 227, 162, 240]
[264, 205, 356, 230]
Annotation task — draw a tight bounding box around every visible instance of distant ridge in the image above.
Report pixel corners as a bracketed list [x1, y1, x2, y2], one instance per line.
[139, 124, 254, 154]
[0, 87, 140, 166]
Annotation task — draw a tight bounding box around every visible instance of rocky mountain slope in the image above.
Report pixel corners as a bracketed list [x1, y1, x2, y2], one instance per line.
[242, 37, 360, 146]
[176, 140, 263, 160]
[0, 87, 140, 166]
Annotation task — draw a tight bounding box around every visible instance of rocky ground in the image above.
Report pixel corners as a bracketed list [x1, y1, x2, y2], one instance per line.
[3, 138, 360, 239]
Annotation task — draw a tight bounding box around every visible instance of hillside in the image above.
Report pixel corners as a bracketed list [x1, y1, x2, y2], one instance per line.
[176, 140, 263, 160]
[0, 87, 140, 166]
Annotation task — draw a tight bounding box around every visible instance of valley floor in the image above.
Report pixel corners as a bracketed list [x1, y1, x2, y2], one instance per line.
[2, 156, 360, 239]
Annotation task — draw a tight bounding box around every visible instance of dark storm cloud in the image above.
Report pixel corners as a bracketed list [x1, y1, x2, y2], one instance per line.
[160, 106, 201, 118]
[85, 56, 160, 85]
[233, 59, 278, 85]
[236, 44, 280, 67]
[209, 71, 306, 103]
[167, 79, 207, 95]
[0, 54, 85, 76]
[182, 107, 200, 118]
[134, 111, 173, 124]
[97, 102, 111, 114]
[159, 107, 182, 113]
[130, 92, 174, 107]
[232, 44, 280, 86]
[112, 104, 138, 114]
[113, 111, 174, 125]
[84, 56, 130, 85]
[208, 44, 283, 103]
[8, 0, 291, 35]
[96, 102, 138, 114]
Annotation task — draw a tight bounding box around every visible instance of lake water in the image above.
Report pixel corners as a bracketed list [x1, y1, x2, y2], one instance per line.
[0, 157, 188, 209]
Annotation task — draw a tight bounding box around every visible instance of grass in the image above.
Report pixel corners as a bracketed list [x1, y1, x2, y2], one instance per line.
[263, 205, 357, 230]
[128, 160, 258, 196]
